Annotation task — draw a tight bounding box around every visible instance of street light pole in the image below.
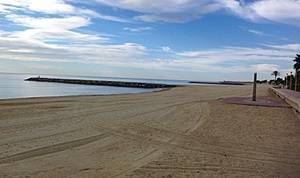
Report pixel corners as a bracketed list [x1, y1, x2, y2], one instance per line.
[290, 72, 293, 90]
[286, 73, 288, 89]
[252, 73, 257, 101]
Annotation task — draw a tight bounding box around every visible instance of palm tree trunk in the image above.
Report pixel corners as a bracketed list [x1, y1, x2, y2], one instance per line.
[295, 70, 298, 91]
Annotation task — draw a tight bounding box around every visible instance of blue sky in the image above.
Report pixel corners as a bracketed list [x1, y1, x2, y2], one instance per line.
[0, 0, 300, 81]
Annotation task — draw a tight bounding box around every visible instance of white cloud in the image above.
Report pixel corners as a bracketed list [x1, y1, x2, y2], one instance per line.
[220, 0, 260, 21]
[0, 0, 129, 23]
[1, 27, 298, 74]
[90, 0, 300, 25]
[123, 27, 154, 32]
[0, 31, 147, 63]
[162, 46, 171, 52]
[0, 0, 75, 14]
[6, 15, 90, 30]
[264, 44, 300, 51]
[251, 64, 279, 72]
[79, 8, 130, 22]
[222, 0, 300, 26]
[248, 29, 265, 36]
[93, 0, 222, 23]
[4, 15, 107, 44]
[176, 46, 296, 65]
[92, 0, 220, 14]
[14, 29, 107, 43]
[134, 13, 201, 23]
[2, 0, 299, 25]
[250, 0, 300, 26]
[243, 28, 288, 40]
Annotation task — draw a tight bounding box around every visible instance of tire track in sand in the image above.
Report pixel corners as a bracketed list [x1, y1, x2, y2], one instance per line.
[0, 133, 109, 164]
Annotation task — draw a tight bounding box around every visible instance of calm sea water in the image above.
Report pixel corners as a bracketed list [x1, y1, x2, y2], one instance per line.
[0, 73, 189, 99]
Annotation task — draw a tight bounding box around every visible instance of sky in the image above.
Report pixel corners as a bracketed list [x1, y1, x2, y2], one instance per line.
[0, 0, 300, 81]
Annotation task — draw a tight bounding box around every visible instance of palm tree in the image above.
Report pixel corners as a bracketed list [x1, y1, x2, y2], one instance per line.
[293, 54, 300, 69]
[271, 71, 280, 81]
[293, 54, 300, 91]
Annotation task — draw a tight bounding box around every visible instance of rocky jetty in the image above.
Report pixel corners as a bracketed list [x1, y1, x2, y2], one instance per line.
[25, 77, 177, 89]
[189, 81, 246, 85]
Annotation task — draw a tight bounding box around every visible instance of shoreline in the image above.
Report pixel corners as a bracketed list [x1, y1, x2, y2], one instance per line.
[0, 86, 176, 101]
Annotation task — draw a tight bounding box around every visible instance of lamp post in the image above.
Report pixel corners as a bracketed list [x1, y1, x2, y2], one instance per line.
[285, 73, 288, 89]
[252, 73, 257, 101]
[290, 72, 293, 90]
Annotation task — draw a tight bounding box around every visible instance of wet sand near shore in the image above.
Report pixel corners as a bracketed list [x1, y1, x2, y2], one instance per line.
[0, 85, 299, 177]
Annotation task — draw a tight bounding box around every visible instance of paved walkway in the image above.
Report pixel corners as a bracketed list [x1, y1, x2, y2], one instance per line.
[223, 96, 290, 108]
[271, 88, 300, 112]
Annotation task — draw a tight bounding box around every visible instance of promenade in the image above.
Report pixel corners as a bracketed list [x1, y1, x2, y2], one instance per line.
[271, 88, 300, 113]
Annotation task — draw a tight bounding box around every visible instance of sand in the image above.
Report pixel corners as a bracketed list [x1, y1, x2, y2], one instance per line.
[0, 85, 299, 177]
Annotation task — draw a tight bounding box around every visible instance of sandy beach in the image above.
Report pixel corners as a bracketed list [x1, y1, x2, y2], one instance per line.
[0, 85, 299, 177]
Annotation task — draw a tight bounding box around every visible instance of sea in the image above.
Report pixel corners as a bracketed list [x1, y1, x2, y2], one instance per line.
[0, 73, 191, 99]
